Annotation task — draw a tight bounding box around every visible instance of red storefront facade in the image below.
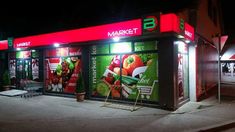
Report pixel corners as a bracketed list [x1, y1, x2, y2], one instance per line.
[1, 13, 195, 110]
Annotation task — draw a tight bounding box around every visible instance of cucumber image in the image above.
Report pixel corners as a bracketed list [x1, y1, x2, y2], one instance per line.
[96, 81, 110, 96]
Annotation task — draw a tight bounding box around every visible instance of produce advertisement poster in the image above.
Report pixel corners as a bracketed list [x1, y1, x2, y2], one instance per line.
[178, 54, 184, 98]
[9, 59, 16, 78]
[91, 44, 109, 55]
[32, 58, 39, 80]
[16, 51, 31, 59]
[91, 53, 159, 102]
[45, 47, 82, 94]
[45, 57, 81, 93]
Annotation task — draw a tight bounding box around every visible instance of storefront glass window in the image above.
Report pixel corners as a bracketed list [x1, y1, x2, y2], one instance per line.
[90, 41, 159, 102]
[176, 41, 189, 101]
[10, 50, 42, 87]
[45, 47, 82, 94]
[110, 42, 132, 53]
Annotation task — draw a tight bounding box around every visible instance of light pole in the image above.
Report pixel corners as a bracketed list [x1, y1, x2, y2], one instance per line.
[218, 34, 221, 103]
[212, 34, 228, 104]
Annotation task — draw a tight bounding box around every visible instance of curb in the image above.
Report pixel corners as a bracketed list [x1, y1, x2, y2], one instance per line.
[197, 120, 235, 132]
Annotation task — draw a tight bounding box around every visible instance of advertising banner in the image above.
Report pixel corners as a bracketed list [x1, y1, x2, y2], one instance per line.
[9, 59, 16, 83]
[178, 54, 184, 98]
[32, 58, 39, 80]
[90, 47, 159, 101]
[45, 47, 82, 94]
[45, 57, 81, 93]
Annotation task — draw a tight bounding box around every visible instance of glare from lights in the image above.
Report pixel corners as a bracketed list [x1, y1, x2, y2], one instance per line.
[113, 37, 120, 42]
[111, 42, 132, 53]
[16, 48, 21, 51]
[178, 35, 184, 39]
[185, 40, 191, 43]
[54, 43, 60, 47]
[31, 49, 36, 52]
[175, 41, 187, 53]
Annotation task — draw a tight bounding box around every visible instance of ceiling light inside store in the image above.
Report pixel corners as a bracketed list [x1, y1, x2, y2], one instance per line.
[54, 43, 60, 47]
[185, 40, 191, 43]
[16, 48, 21, 51]
[113, 37, 120, 42]
[177, 35, 184, 39]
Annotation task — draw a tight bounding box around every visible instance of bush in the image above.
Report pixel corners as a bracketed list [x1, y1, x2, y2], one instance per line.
[76, 72, 85, 93]
[2, 70, 10, 86]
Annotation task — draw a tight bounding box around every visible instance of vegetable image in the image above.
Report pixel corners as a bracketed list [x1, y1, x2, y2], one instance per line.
[96, 81, 110, 96]
[104, 73, 114, 84]
[111, 55, 121, 67]
[123, 54, 144, 76]
[56, 64, 62, 73]
[56, 64, 63, 76]
[111, 85, 121, 98]
[69, 62, 74, 70]
[139, 54, 153, 65]
[113, 67, 128, 76]
[56, 70, 62, 76]
[147, 59, 153, 66]
[114, 80, 120, 85]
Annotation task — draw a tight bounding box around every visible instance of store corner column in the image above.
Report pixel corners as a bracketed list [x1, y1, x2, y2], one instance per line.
[81, 45, 90, 98]
[158, 38, 176, 110]
[189, 44, 197, 102]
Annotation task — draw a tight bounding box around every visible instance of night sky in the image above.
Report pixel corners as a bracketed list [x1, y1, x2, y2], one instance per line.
[220, 0, 235, 41]
[0, 0, 232, 41]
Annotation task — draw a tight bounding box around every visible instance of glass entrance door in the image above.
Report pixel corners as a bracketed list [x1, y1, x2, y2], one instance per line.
[176, 41, 189, 103]
[16, 59, 32, 81]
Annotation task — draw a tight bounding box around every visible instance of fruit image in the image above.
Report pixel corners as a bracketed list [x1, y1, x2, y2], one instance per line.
[96, 81, 110, 96]
[123, 54, 144, 75]
[69, 62, 75, 70]
[105, 73, 114, 84]
[113, 67, 128, 75]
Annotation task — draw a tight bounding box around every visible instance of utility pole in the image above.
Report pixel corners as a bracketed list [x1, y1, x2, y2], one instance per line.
[212, 34, 228, 104]
[218, 34, 221, 103]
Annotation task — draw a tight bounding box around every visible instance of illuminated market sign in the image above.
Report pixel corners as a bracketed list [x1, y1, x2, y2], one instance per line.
[13, 13, 194, 48]
[180, 18, 184, 31]
[16, 41, 31, 47]
[0, 40, 8, 50]
[107, 28, 139, 37]
[143, 16, 158, 31]
[184, 23, 194, 41]
[14, 19, 142, 48]
[160, 13, 194, 41]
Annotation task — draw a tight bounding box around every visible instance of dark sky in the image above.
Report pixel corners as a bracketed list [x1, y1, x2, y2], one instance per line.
[221, 1, 235, 34]
[0, 0, 232, 40]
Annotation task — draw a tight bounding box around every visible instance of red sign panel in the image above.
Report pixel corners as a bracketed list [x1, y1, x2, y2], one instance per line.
[160, 14, 195, 42]
[160, 13, 180, 33]
[14, 19, 142, 48]
[184, 23, 194, 41]
[0, 40, 8, 50]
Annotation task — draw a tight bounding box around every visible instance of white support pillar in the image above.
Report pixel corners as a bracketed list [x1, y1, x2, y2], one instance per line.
[189, 45, 197, 102]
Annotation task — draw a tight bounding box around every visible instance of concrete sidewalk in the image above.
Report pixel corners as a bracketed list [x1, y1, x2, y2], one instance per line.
[0, 95, 235, 132]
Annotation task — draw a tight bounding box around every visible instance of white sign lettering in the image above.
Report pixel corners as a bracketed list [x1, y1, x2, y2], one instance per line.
[16, 42, 31, 47]
[107, 28, 139, 37]
[185, 30, 192, 38]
